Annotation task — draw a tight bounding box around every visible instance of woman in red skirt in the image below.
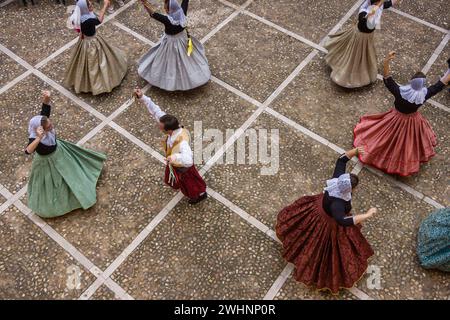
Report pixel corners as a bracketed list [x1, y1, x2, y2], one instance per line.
[276, 147, 376, 294]
[354, 51, 450, 176]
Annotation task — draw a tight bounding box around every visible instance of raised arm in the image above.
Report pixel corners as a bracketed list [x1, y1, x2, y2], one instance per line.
[134, 89, 166, 122]
[40, 90, 51, 117]
[25, 128, 44, 155]
[181, 0, 189, 14]
[330, 202, 355, 226]
[383, 51, 395, 78]
[332, 147, 363, 178]
[98, 0, 110, 23]
[140, 0, 156, 16]
[425, 72, 449, 100]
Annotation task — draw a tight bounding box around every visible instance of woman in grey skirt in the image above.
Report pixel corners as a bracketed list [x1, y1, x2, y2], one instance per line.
[65, 0, 128, 95]
[324, 0, 398, 88]
[138, 0, 211, 91]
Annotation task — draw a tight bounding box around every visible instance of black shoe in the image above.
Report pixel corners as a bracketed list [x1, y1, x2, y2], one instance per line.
[188, 192, 207, 205]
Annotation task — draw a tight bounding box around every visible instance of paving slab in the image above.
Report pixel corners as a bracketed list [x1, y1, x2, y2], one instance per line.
[274, 276, 357, 300]
[111, 197, 285, 299]
[394, 0, 449, 30]
[0, 52, 27, 89]
[0, 206, 95, 299]
[247, 0, 357, 44]
[0, 2, 78, 65]
[206, 13, 313, 102]
[353, 170, 450, 299]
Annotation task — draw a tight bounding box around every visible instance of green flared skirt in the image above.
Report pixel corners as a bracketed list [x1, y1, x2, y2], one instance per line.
[27, 139, 106, 218]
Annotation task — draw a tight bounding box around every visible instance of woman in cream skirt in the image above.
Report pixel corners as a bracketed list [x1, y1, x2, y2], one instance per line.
[65, 0, 128, 95]
[324, 0, 397, 88]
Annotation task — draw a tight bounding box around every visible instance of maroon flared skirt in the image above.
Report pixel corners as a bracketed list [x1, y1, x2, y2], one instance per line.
[353, 108, 436, 176]
[164, 164, 206, 199]
[276, 194, 373, 294]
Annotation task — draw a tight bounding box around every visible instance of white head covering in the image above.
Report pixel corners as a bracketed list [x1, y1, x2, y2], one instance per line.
[359, 0, 384, 30]
[399, 77, 428, 105]
[324, 173, 352, 201]
[28, 115, 56, 146]
[167, 0, 187, 28]
[67, 5, 81, 30]
[78, 0, 96, 23]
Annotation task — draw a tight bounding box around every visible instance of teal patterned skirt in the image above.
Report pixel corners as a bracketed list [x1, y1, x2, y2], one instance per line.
[27, 139, 106, 218]
[417, 207, 450, 272]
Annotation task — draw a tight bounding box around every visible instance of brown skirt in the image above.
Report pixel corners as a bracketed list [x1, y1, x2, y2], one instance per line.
[64, 34, 128, 95]
[324, 25, 378, 88]
[276, 194, 373, 293]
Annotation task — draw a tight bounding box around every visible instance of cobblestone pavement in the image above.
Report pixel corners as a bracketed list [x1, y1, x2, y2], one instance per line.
[0, 0, 448, 300]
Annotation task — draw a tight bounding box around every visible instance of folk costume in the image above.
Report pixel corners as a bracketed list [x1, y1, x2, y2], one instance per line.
[276, 155, 373, 293]
[65, 0, 128, 95]
[26, 103, 106, 218]
[353, 76, 446, 176]
[138, 0, 211, 91]
[324, 0, 393, 88]
[417, 207, 450, 272]
[140, 94, 207, 203]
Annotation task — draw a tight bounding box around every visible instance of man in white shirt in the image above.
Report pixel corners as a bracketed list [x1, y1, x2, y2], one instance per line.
[134, 88, 207, 204]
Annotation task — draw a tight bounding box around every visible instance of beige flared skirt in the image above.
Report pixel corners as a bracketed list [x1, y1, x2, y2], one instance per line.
[324, 26, 377, 88]
[64, 34, 128, 95]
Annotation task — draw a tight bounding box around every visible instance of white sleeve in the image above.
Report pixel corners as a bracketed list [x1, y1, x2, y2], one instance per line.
[140, 95, 166, 122]
[173, 141, 194, 167]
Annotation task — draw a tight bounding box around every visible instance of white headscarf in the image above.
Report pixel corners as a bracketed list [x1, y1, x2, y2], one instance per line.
[324, 173, 352, 201]
[78, 0, 96, 23]
[399, 78, 428, 105]
[67, 5, 81, 30]
[167, 0, 187, 28]
[28, 115, 57, 146]
[359, 0, 384, 30]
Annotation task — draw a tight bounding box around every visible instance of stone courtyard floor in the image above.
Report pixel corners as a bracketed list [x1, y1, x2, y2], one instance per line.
[0, 0, 449, 300]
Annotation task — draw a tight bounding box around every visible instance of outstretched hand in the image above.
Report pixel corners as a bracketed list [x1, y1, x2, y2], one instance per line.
[385, 51, 396, 61]
[134, 88, 143, 99]
[366, 207, 377, 218]
[42, 90, 51, 104]
[356, 146, 365, 156]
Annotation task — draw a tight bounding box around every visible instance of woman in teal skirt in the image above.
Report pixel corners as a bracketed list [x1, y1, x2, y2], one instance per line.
[25, 91, 106, 218]
[417, 207, 450, 272]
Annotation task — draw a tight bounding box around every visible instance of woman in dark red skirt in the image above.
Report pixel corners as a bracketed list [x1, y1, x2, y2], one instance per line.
[354, 51, 449, 176]
[276, 147, 376, 294]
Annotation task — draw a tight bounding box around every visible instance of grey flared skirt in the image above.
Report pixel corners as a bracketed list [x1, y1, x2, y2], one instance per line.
[138, 31, 211, 91]
[64, 34, 128, 95]
[324, 26, 378, 88]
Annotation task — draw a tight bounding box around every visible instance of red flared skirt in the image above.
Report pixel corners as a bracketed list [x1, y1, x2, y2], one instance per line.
[353, 108, 437, 176]
[164, 165, 206, 199]
[276, 194, 373, 294]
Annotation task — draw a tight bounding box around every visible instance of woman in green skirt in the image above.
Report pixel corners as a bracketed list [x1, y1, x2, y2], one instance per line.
[25, 91, 106, 218]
